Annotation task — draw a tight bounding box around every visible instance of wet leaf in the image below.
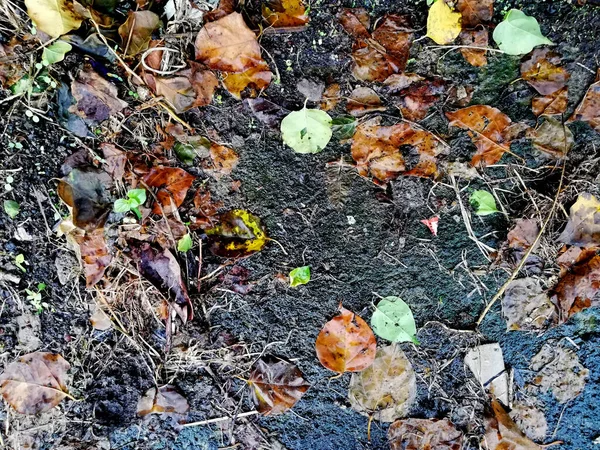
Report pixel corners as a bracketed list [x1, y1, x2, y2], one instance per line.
[532, 87, 568, 117]
[190, 186, 222, 228]
[520, 48, 569, 95]
[370, 15, 414, 72]
[558, 193, 600, 247]
[502, 278, 555, 331]
[371, 296, 418, 344]
[331, 116, 358, 140]
[388, 76, 446, 121]
[142, 166, 195, 215]
[339, 8, 370, 39]
[262, 0, 309, 27]
[24, 0, 84, 38]
[137, 385, 189, 416]
[346, 87, 386, 117]
[220, 265, 253, 294]
[74, 228, 112, 287]
[222, 63, 272, 99]
[42, 41, 72, 65]
[459, 29, 488, 67]
[289, 266, 310, 287]
[492, 10, 553, 56]
[526, 116, 573, 158]
[446, 105, 513, 166]
[568, 69, 600, 132]
[118, 11, 160, 56]
[456, 0, 493, 27]
[315, 306, 376, 373]
[195, 12, 264, 73]
[177, 234, 193, 252]
[426, 0, 462, 45]
[248, 356, 310, 415]
[70, 68, 128, 123]
[0, 352, 70, 414]
[388, 418, 464, 450]
[4, 200, 19, 219]
[348, 345, 417, 422]
[469, 190, 498, 215]
[205, 209, 268, 257]
[246, 98, 289, 129]
[280, 107, 332, 154]
[482, 399, 542, 450]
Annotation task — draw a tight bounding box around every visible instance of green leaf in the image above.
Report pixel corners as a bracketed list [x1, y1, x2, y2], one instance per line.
[177, 233, 193, 252]
[331, 116, 357, 140]
[3, 200, 20, 219]
[492, 9, 553, 56]
[174, 142, 197, 165]
[10, 76, 32, 95]
[371, 296, 418, 344]
[289, 266, 310, 287]
[42, 41, 72, 65]
[469, 190, 498, 216]
[14, 254, 26, 272]
[127, 189, 146, 207]
[114, 198, 131, 213]
[281, 108, 332, 154]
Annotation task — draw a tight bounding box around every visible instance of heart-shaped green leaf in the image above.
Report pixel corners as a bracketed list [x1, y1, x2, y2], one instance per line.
[281, 108, 332, 154]
[371, 296, 418, 344]
[492, 10, 553, 56]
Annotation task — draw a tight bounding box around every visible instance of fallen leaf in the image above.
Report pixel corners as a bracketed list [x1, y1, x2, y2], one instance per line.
[509, 401, 548, 443]
[315, 305, 376, 373]
[526, 116, 573, 158]
[74, 228, 112, 287]
[142, 166, 195, 215]
[4, 200, 19, 219]
[532, 87, 568, 117]
[446, 105, 513, 166]
[502, 278, 555, 330]
[320, 83, 341, 111]
[520, 48, 570, 95]
[346, 87, 386, 117]
[558, 193, 600, 247]
[24, 0, 84, 38]
[456, 0, 493, 27]
[503, 218, 543, 271]
[154, 76, 197, 114]
[371, 296, 418, 344]
[492, 9, 553, 56]
[90, 305, 112, 331]
[459, 28, 488, 67]
[187, 62, 219, 106]
[205, 209, 268, 257]
[42, 41, 72, 65]
[568, 69, 600, 132]
[205, 144, 239, 178]
[100, 143, 127, 182]
[262, 0, 309, 27]
[482, 399, 542, 450]
[195, 12, 264, 73]
[465, 343, 509, 404]
[137, 385, 189, 416]
[246, 97, 290, 129]
[222, 63, 272, 99]
[70, 68, 128, 123]
[420, 216, 439, 236]
[388, 76, 446, 121]
[204, 0, 236, 22]
[0, 352, 70, 414]
[371, 15, 414, 71]
[289, 266, 310, 287]
[528, 341, 589, 403]
[339, 8, 370, 39]
[557, 246, 598, 277]
[470, 190, 498, 215]
[426, 0, 462, 45]
[118, 11, 160, 56]
[348, 345, 417, 422]
[190, 186, 222, 228]
[219, 265, 253, 294]
[280, 107, 332, 154]
[325, 157, 354, 209]
[388, 418, 463, 450]
[248, 356, 310, 415]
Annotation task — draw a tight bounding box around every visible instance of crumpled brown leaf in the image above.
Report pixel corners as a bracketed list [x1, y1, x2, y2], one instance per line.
[456, 0, 493, 27]
[526, 116, 573, 158]
[346, 87, 386, 117]
[509, 401, 548, 443]
[387, 75, 446, 121]
[482, 399, 542, 450]
[70, 68, 128, 123]
[532, 87, 568, 117]
[520, 48, 570, 96]
[558, 193, 600, 247]
[118, 11, 160, 56]
[137, 385, 189, 417]
[205, 144, 239, 179]
[222, 63, 272, 99]
[502, 278, 556, 331]
[502, 218, 543, 273]
[388, 418, 463, 450]
[74, 228, 112, 287]
[142, 166, 195, 215]
[568, 69, 600, 132]
[262, 0, 309, 27]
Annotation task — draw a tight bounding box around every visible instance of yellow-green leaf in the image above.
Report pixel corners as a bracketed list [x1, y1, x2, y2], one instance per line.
[426, 0, 462, 45]
[205, 209, 268, 257]
[24, 0, 84, 38]
[289, 266, 310, 287]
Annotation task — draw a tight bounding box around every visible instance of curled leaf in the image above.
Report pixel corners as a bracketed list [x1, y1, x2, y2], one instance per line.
[222, 63, 272, 100]
[568, 69, 600, 133]
[118, 11, 160, 56]
[142, 166, 195, 215]
[137, 385, 189, 417]
[482, 399, 543, 450]
[74, 228, 112, 287]
[205, 209, 268, 257]
[558, 193, 600, 247]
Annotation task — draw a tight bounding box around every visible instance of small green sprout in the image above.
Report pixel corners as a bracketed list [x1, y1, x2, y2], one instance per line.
[114, 189, 146, 219]
[14, 254, 26, 272]
[26, 283, 49, 314]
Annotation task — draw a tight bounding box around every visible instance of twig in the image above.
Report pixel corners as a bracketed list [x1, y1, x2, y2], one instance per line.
[182, 410, 259, 427]
[426, 45, 506, 53]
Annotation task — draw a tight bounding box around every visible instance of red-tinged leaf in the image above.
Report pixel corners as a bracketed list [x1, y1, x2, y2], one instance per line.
[351, 43, 403, 82]
[262, 0, 309, 27]
[370, 15, 414, 72]
[388, 418, 463, 450]
[142, 166, 195, 215]
[456, 0, 493, 27]
[190, 186, 223, 229]
[222, 63, 272, 99]
[420, 216, 439, 236]
[388, 76, 446, 121]
[74, 228, 112, 287]
[0, 352, 70, 415]
[459, 28, 488, 67]
[205, 209, 268, 257]
[118, 11, 160, 56]
[568, 69, 600, 132]
[248, 356, 310, 415]
[137, 385, 189, 417]
[70, 68, 128, 122]
[482, 399, 542, 450]
[346, 86, 386, 117]
[532, 87, 568, 117]
[520, 48, 570, 95]
[446, 105, 513, 167]
[315, 306, 376, 373]
[339, 8, 370, 38]
[219, 265, 253, 294]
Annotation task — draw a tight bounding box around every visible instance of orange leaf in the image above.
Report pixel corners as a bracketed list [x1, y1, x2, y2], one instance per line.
[262, 0, 309, 27]
[346, 86, 386, 117]
[482, 399, 542, 450]
[568, 69, 600, 133]
[206, 143, 239, 178]
[520, 48, 570, 95]
[320, 83, 341, 111]
[532, 86, 568, 116]
[142, 166, 195, 215]
[388, 76, 446, 121]
[371, 15, 414, 71]
[74, 228, 112, 287]
[315, 306, 376, 373]
[459, 28, 488, 67]
[222, 62, 272, 99]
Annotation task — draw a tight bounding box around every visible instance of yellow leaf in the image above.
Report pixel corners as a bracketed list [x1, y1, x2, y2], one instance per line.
[426, 0, 462, 45]
[25, 0, 84, 38]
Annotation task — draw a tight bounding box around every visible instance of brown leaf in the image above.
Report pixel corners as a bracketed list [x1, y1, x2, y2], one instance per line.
[195, 12, 264, 73]
[339, 8, 371, 39]
[346, 87, 386, 117]
[351, 43, 402, 82]
[520, 48, 570, 96]
[501, 278, 556, 331]
[0, 41, 28, 87]
[262, 0, 309, 27]
[482, 399, 542, 450]
[502, 218, 543, 272]
[142, 166, 195, 215]
[388, 76, 446, 121]
[526, 116, 573, 158]
[384, 73, 424, 92]
[532, 87, 568, 116]
[190, 186, 223, 228]
[70, 68, 128, 122]
[154, 76, 197, 114]
[222, 63, 272, 99]
[206, 144, 239, 178]
[388, 418, 463, 450]
[187, 62, 219, 107]
[0, 352, 70, 415]
[90, 305, 112, 331]
[246, 97, 290, 129]
[204, 0, 236, 22]
[320, 83, 341, 111]
[456, 0, 493, 27]
[219, 265, 253, 294]
[315, 305, 376, 373]
[100, 143, 127, 182]
[568, 69, 600, 132]
[558, 193, 600, 247]
[446, 105, 513, 167]
[137, 385, 189, 416]
[118, 11, 160, 56]
[459, 28, 488, 67]
[74, 228, 112, 287]
[205, 209, 268, 257]
[248, 356, 310, 415]
[371, 15, 414, 71]
[557, 246, 598, 277]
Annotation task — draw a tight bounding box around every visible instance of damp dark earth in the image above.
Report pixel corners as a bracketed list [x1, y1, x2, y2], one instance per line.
[1, 0, 600, 448]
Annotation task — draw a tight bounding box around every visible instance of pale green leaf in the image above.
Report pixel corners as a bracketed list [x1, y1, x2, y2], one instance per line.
[113, 198, 131, 213]
[281, 108, 332, 154]
[42, 41, 72, 65]
[177, 234, 193, 252]
[492, 10, 553, 56]
[4, 200, 20, 219]
[289, 266, 310, 287]
[371, 296, 418, 344]
[470, 190, 498, 216]
[127, 189, 146, 207]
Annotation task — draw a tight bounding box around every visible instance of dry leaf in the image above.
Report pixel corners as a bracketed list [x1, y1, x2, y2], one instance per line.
[315, 305, 376, 373]
[526, 116, 573, 158]
[388, 76, 446, 121]
[348, 345, 417, 422]
[100, 143, 127, 182]
[204, 0, 236, 22]
[558, 193, 600, 247]
[142, 166, 195, 215]
[465, 343, 509, 405]
[0, 352, 70, 414]
[188, 62, 219, 106]
[509, 401, 548, 442]
[70, 68, 128, 122]
[426, 0, 462, 45]
[222, 63, 272, 99]
[248, 356, 310, 415]
[90, 305, 112, 331]
[190, 186, 222, 228]
[557, 246, 598, 277]
[388, 418, 463, 450]
[207, 144, 239, 178]
[74, 228, 112, 287]
[262, 0, 309, 27]
[568, 69, 600, 132]
[25, 0, 84, 38]
[456, 0, 493, 27]
[482, 399, 542, 450]
[520, 48, 570, 96]
[154, 76, 197, 113]
[321, 83, 341, 111]
[118, 11, 160, 56]
[339, 8, 370, 39]
[346, 87, 386, 117]
[532, 87, 568, 117]
[459, 28, 488, 67]
[137, 385, 189, 416]
[246, 97, 289, 129]
[371, 15, 414, 71]
[502, 278, 556, 330]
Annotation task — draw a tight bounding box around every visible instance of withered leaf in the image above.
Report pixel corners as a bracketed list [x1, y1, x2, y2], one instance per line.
[204, 0, 236, 22]
[520, 48, 570, 96]
[90, 305, 112, 331]
[262, 0, 309, 27]
[205, 209, 267, 257]
[315, 305, 376, 373]
[568, 69, 600, 132]
[503, 218, 543, 272]
[339, 8, 370, 39]
[389, 76, 446, 121]
[70, 68, 128, 122]
[154, 76, 197, 114]
[446, 105, 513, 167]
[222, 63, 272, 99]
[24, 0, 85, 38]
[456, 0, 493, 27]
[248, 356, 310, 415]
[482, 399, 542, 450]
[348, 345, 417, 422]
[74, 228, 112, 287]
[346, 86, 386, 117]
[246, 97, 289, 129]
[320, 83, 342, 111]
[371, 15, 414, 71]
[532, 87, 568, 117]
[142, 166, 195, 215]
[509, 401, 548, 443]
[558, 193, 600, 247]
[190, 186, 222, 228]
[137, 385, 189, 416]
[388, 418, 463, 450]
[100, 143, 127, 182]
[0, 352, 70, 414]
[206, 144, 239, 178]
[118, 11, 160, 56]
[188, 62, 219, 106]
[526, 116, 573, 158]
[502, 278, 556, 331]
[459, 28, 488, 67]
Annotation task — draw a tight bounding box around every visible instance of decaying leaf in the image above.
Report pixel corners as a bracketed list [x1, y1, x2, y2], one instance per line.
[246, 97, 290, 129]
[262, 0, 309, 27]
[388, 418, 463, 450]
[70, 68, 128, 123]
[74, 228, 112, 287]
[348, 345, 417, 422]
[526, 116, 573, 158]
[24, 0, 84, 38]
[465, 343, 509, 405]
[190, 186, 223, 228]
[446, 105, 513, 166]
[532, 87, 568, 117]
[558, 193, 600, 247]
[568, 69, 600, 132]
[187, 62, 219, 106]
[205, 209, 268, 257]
[459, 29, 488, 67]
[482, 399, 542, 450]
[100, 143, 127, 182]
[137, 385, 189, 416]
[0, 352, 70, 414]
[248, 356, 310, 415]
[154, 76, 197, 114]
[528, 342, 589, 403]
[370, 15, 414, 71]
[321, 83, 341, 111]
[206, 144, 239, 178]
[142, 166, 195, 215]
[315, 305, 376, 373]
[426, 0, 462, 45]
[118, 11, 160, 56]
[456, 0, 493, 28]
[387, 75, 446, 121]
[521, 48, 570, 96]
[509, 401, 548, 443]
[346, 87, 386, 117]
[325, 157, 355, 209]
[502, 278, 555, 331]
[90, 305, 112, 331]
[222, 63, 272, 99]
[503, 218, 543, 272]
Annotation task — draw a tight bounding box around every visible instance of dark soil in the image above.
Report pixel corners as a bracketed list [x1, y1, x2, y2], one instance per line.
[1, 0, 600, 449]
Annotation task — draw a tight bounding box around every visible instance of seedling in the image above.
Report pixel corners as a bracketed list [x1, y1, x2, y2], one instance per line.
[26, 283, 49, 314]
[114, 189, 146, 219]
[14, 254, 26, 272]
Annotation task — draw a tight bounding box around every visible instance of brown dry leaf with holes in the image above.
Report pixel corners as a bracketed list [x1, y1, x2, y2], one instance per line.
[347, 87, 386, 117]
[459, 28, 488, 67]
[142, 166, 195, 215]
[195, 12, 264, 73]
[118, 11, 160, 56]
[262, 0, 309, 27]
[70, 68, 128, 123]
[388, 418, 463, 450]
[446, 105, 513, 167]
[482, 399, 542, 450]
[351, 117, 446, 183]
[532, 87, 568, 116]
[348, 345, 417, 422]
[388, 76, 446, 121]
[568, 69, 600, 132]
[206, 144, 239, 178]
[456, 0, 493, 27]
[526, 116, 573, 158]
[137, 385, 189, 417]
[0, 352, 70, 414]
[558, 193, 600, 247]
[315, 305, 376, 373]
[248, 356, 310, 415]
[74, 228, 112, 287]
[521, 48, 570, 96]
[222, 63, 272, 99]
[501, 278, 555, 331]
[321, 83, 341, 111]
